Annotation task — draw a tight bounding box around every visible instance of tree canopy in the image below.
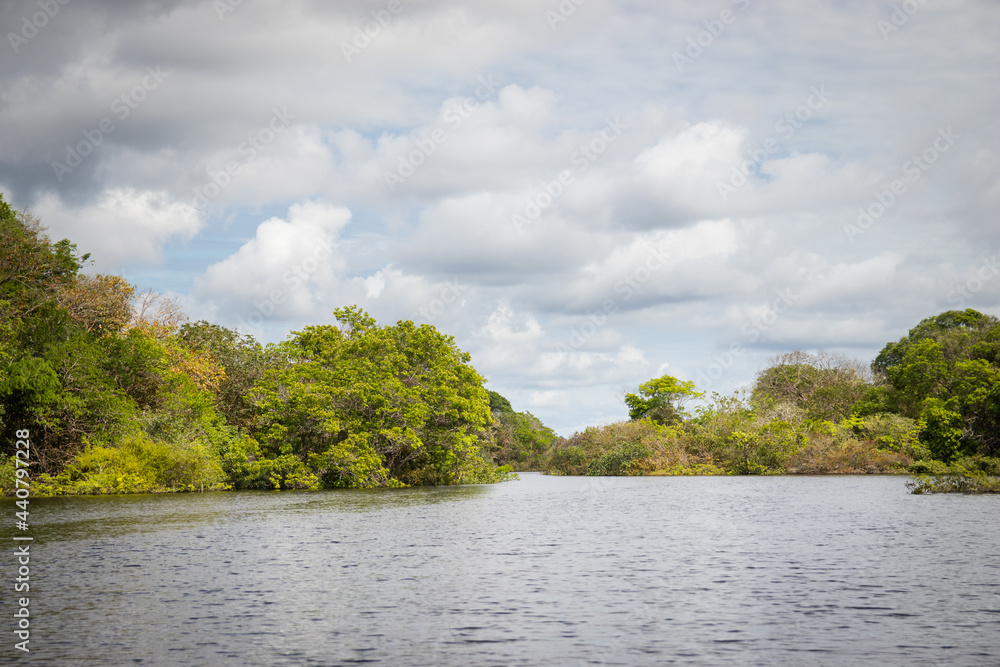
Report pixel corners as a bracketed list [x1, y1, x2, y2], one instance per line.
[872, 309, 1000, 460]
[248, 306, 498, 487]
[0, 197, 516, 493]
[624, 374, 702, 425]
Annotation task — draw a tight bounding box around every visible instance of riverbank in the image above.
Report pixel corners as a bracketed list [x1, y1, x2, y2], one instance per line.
[513, 411, 1000, 494]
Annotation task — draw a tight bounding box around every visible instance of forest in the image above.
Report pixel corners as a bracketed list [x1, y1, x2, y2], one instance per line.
[1, 195, 998, 494]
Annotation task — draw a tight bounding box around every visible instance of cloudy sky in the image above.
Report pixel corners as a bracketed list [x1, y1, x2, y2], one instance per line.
[2, 0, 998, 435]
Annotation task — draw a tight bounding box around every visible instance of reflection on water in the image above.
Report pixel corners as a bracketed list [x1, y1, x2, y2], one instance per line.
[4, 474, 999, 665]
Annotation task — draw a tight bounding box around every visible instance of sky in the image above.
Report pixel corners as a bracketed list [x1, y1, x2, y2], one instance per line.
[2, 0, 998, 436]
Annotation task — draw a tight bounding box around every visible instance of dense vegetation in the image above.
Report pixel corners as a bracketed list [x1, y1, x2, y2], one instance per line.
[536, 326, 1000, 492]
[2, 195, 996, 494]
[0, 197, 516, 493]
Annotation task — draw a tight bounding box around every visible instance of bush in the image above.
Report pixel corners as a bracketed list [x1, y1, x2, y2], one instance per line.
[586, 442, 653, 476]
[788, 433, 911, 474]
[546, 445, 588, 476]
[221, 436, 320, 490]
[35, 433, 230, 495]
[907, 471, 1000, 494]
[688, 394, 806, 474]
[545, 420, 686, 476]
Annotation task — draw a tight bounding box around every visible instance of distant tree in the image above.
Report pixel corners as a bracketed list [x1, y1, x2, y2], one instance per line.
[129, 288, 187, 338]
[179, 321, 275, 430]
[751, 350, 871, 422]
[487, 390, 514, 414]
[624, 374, 703, 425]
[56, 274, 135, 336]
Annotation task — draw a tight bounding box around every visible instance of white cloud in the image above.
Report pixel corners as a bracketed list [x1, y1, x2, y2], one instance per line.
[31, 188, 202, 270]
[3, 0, 999, 435]
[192, 201, 350, 324]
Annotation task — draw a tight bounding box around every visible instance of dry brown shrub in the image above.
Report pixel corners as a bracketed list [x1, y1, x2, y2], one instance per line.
[788, 434, 911, 474]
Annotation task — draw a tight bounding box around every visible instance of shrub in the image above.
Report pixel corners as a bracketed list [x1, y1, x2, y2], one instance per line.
[37, 433, 229, 495]
[907, 471, 1000, 494]
[586, 442, 653, 476]
[788, 434, 911, 474]
[545, 419, 686, 476]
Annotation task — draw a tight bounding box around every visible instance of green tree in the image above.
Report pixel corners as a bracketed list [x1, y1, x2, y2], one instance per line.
[487, 389, 513, 414]
[179, 321, 275, 430]
[490, 409, 559, 470]
[624, 374, 703, 425]
[251, 307, 496, 487]
[873, 309, 1000, 459]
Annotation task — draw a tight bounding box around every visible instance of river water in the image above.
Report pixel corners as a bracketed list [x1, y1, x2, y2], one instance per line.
[3, 473, 999, 665]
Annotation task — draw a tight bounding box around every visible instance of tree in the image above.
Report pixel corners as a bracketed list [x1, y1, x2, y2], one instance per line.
[178, 321, 275, 430]
[752, 349, 872, 422]
[872, 309, 1000, 460]
[624, 374, 703, 425]
[487, 390, 514, 414]
[56, 274, 135, 336]
[251, 307, 496, 487]
[0, 202, 85, 318]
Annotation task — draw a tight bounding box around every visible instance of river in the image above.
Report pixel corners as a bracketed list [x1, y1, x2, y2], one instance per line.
[3, 473, 999, 665]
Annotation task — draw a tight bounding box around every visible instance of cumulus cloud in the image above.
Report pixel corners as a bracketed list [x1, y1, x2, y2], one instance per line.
[31, 188, 202, 270]
[2, 0, 999, 434]
[192, 201, 350, 326]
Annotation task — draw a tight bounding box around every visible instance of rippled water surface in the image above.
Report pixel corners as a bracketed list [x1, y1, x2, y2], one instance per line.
[4, 474, 999, 665]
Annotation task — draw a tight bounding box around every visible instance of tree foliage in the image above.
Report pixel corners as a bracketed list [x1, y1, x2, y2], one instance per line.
[0, 197, 517, 494]
[624, 374, 702, 425]
[485, 390, 559, 470]
[249, 306, 498, 488]
[873, 309, 1000, 460]
[751, 350, 871, 422]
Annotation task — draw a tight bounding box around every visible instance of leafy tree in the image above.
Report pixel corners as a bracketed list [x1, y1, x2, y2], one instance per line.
[490, 409, 559, 470]
[0, 202, 85, 317]
[487, 390, 514, 414]
[624, 374, 702, 425]
[0, 198, 120, 468]
[179, 321, 275, 430]
[251, 307, 496, 487]
[56, 274, 135, 336]
[752, 350, 871, 422]
[873, 309, 1000, 459]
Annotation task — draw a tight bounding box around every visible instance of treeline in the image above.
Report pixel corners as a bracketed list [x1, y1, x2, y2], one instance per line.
[532, 311, 1000, 489]
[0, 197, 522, 493]
[4, 195, 998, 494]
